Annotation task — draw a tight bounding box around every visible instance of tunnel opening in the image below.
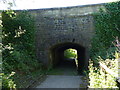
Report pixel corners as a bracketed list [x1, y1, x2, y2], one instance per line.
[49, 42, 86, 75]
[64, 48, 78, 68]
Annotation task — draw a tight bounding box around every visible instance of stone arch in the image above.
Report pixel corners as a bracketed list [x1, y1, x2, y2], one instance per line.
[49, 42, 87, 74]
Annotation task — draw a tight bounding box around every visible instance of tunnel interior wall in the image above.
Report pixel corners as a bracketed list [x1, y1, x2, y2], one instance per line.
[50, 42, 87, 73]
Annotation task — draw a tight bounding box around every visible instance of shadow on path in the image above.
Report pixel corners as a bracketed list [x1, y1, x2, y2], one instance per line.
[47, 59, 78, 75]
[35, 60, 88, 88]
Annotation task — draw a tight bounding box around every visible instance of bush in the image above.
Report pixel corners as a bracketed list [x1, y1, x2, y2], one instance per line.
[88, 60, 118, 88]
[1, 72, 16, 88]
[2, 10, 38, 73]
[2, 10, 42, 88]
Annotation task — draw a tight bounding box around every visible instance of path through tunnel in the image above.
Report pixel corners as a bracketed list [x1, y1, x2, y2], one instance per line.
[49, 42, 86, 75]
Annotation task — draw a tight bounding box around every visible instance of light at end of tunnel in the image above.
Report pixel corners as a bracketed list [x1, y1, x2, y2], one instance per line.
[64, 48, 78, 59]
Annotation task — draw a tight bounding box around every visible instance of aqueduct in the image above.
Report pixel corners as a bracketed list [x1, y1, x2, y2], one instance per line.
[28, 3, 104, 73]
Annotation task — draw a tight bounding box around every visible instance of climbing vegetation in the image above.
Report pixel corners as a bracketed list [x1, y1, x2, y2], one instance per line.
[87, 1, 120, 88]
[91, 1, 120, 60]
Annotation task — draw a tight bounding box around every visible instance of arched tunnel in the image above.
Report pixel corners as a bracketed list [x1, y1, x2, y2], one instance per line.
[49, 42, 87, 74]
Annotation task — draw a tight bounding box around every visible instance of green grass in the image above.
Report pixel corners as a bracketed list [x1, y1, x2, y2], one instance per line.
[47, 67, 77, 75]
[64, 48, 77, 59]
[47, 68, 64, 75]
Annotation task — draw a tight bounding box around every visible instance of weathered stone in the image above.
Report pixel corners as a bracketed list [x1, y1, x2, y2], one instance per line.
[28, 3, 105, 72]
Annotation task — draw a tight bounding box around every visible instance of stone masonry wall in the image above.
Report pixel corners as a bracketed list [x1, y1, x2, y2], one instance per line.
[28, 3, 105, 67]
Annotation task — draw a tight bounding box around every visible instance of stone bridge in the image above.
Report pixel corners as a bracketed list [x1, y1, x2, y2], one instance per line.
[28, 3, 104, 73]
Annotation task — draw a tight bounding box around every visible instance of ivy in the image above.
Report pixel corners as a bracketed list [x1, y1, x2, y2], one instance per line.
[91, 1, 120, 59]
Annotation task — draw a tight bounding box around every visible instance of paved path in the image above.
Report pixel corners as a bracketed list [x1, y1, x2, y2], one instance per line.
[36, 60, 87, 88]
[36, 75, 87, 88]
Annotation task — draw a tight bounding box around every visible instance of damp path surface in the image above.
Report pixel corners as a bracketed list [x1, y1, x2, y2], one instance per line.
[36, 75, 87, 88]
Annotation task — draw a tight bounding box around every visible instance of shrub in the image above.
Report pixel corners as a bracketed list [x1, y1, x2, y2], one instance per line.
[2, 10, 42, 88]
[1, 72, 16, 88]
[88, 60, 118, 88]
[2, 10, 38, 73]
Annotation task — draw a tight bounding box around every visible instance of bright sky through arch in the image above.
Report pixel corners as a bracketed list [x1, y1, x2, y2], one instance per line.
[0, 0, 119, 10]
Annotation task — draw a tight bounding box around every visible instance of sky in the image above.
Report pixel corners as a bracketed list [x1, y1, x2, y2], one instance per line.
[0, 0, 119, 10]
